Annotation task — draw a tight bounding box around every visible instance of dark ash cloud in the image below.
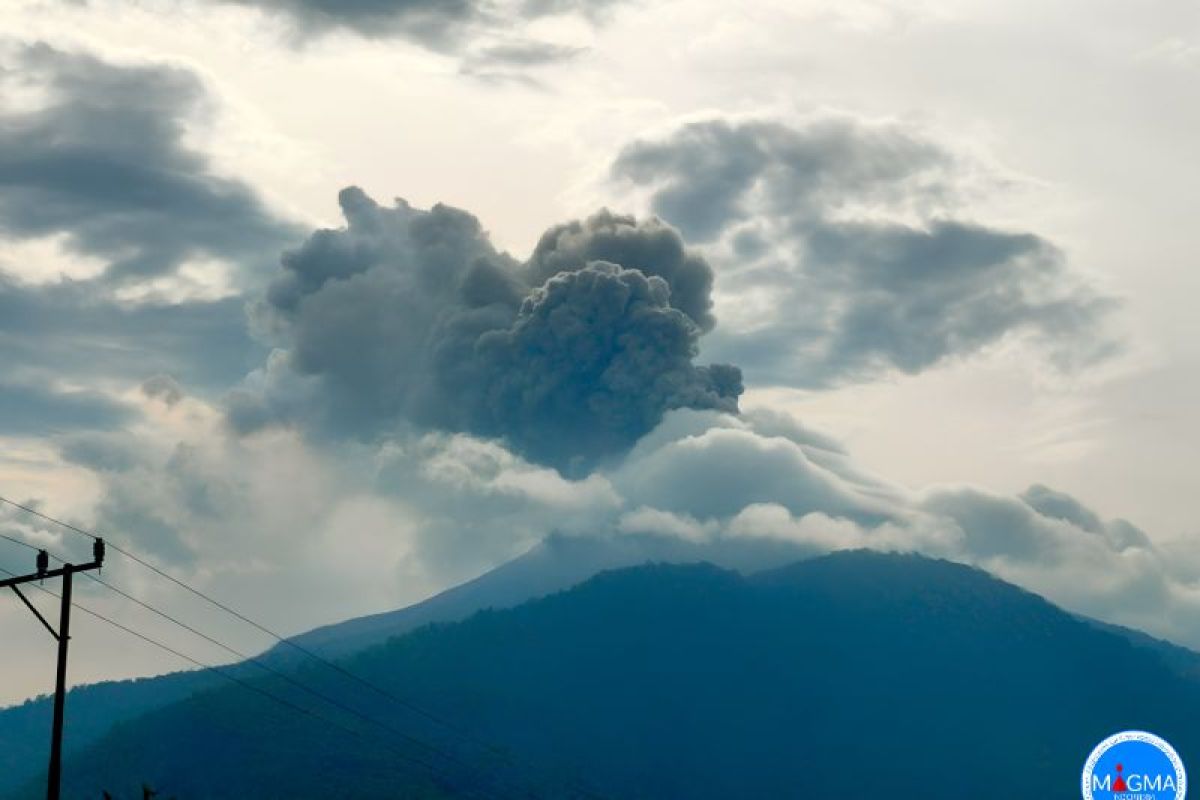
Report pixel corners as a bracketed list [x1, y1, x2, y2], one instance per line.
[230, 188, 741, 473]
[470, 261, 740, 469]
[613, 117, 1118, 387]
[0, 44, 298, 287]
[527, 210, 716, 332]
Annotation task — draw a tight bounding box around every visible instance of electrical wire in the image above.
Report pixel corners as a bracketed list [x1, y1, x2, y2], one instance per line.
[0, 562, 497, 800]
[0, 495, 607, 800]
[1, 536, 511, 798]
[0, 531, 45, 554]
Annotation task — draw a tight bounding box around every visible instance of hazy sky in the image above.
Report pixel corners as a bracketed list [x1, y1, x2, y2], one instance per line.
[0, 0, 1197, 705]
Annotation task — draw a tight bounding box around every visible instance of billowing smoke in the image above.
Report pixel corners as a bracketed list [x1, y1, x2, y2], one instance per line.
[230, 187, 742, 473]
[527, 210, 717, 332]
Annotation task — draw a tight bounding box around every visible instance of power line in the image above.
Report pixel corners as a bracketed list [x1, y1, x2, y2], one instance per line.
[3, 537, 511, 798]
[0, 531, 44, 553]
[0, 561, 500, 800]
[79, 572, 496, 781]
[0, 495, 608, 800]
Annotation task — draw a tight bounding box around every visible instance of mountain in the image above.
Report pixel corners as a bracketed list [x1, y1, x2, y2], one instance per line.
[0, 532, 814, 797]
[19, 550, 1200, 799]
[0, 669, 221, 798]
[271, 532, 816, 663]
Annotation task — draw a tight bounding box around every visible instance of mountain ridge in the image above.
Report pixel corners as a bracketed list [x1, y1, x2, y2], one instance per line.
[21, 549, 1200, 799]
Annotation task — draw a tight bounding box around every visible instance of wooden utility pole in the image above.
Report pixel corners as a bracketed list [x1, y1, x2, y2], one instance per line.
[1, 538, 105, 800]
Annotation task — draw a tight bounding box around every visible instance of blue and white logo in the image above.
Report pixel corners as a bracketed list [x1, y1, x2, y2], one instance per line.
[1082, 730, 1186, 799]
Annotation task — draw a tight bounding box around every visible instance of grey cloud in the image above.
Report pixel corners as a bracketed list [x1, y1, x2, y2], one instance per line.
[0, 44, 298, 287]
[57, 431, 146, 472]
[739, 407, 847, 455]
[613, 117, 1117, 387]
[922, 487, 1067, 562]
[613, 118, 950, 243]
[0, 275, 265, 394]
[1020, 483, 1105, 533]
[458, 39, 585, 86]
[922, 484, 1154, 564]
[520, 0, 626, 20]
[232, 188, 740, 473]
[909, 483, 1183, 634]
[0, 381, 134, 436]
[220, 0, 479, 44]
[387, 408, 1200, 649]
[59, 380, 1200, 652]
[1020, 484, 1152, 551]
[612, 410, 903, 524]
[89, 475, 199, 568]
[798, 220, 1117, 380]
[0, 44, 283, 450]
[210, 0, 625, 47]
[614, 425, 891, 523]
[141, 374, 186, 406]
[78, 435, 269, 569]
[465, 40, 585, 69]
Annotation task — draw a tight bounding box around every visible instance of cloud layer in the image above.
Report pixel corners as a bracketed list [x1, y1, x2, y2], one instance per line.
[613, 117, 1118, 386]
[0, 44, 297, 288]
[215, 0, 620, 43]
[0, 37, 1183, 701]
[79, 397, 1200, 651]
[222, 0, 480, 43]
[0, 45, 293, 447]
[603, 409, 1200, 648]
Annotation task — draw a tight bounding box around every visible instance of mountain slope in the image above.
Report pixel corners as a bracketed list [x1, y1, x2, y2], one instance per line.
[31, 550, 1200, 799]
[273, 532, 814, 663]
[0, 669, 220, 798]
[0, 531, 813, 797]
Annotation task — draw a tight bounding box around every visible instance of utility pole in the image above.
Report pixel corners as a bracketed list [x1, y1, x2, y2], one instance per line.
[1, 538, 105, 800]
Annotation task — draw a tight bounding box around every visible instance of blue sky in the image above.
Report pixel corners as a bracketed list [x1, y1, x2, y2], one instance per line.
[0, 0, 1197, 705]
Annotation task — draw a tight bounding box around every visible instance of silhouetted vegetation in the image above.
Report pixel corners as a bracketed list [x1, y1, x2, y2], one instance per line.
[14, 552, 1200, 798]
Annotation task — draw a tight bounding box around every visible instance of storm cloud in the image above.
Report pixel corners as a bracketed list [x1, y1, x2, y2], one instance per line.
[0, 42, 295, 450]
[0, 44, 297, 288]
[613, 117, 1117, 387]
[230, 188, 741, 473]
